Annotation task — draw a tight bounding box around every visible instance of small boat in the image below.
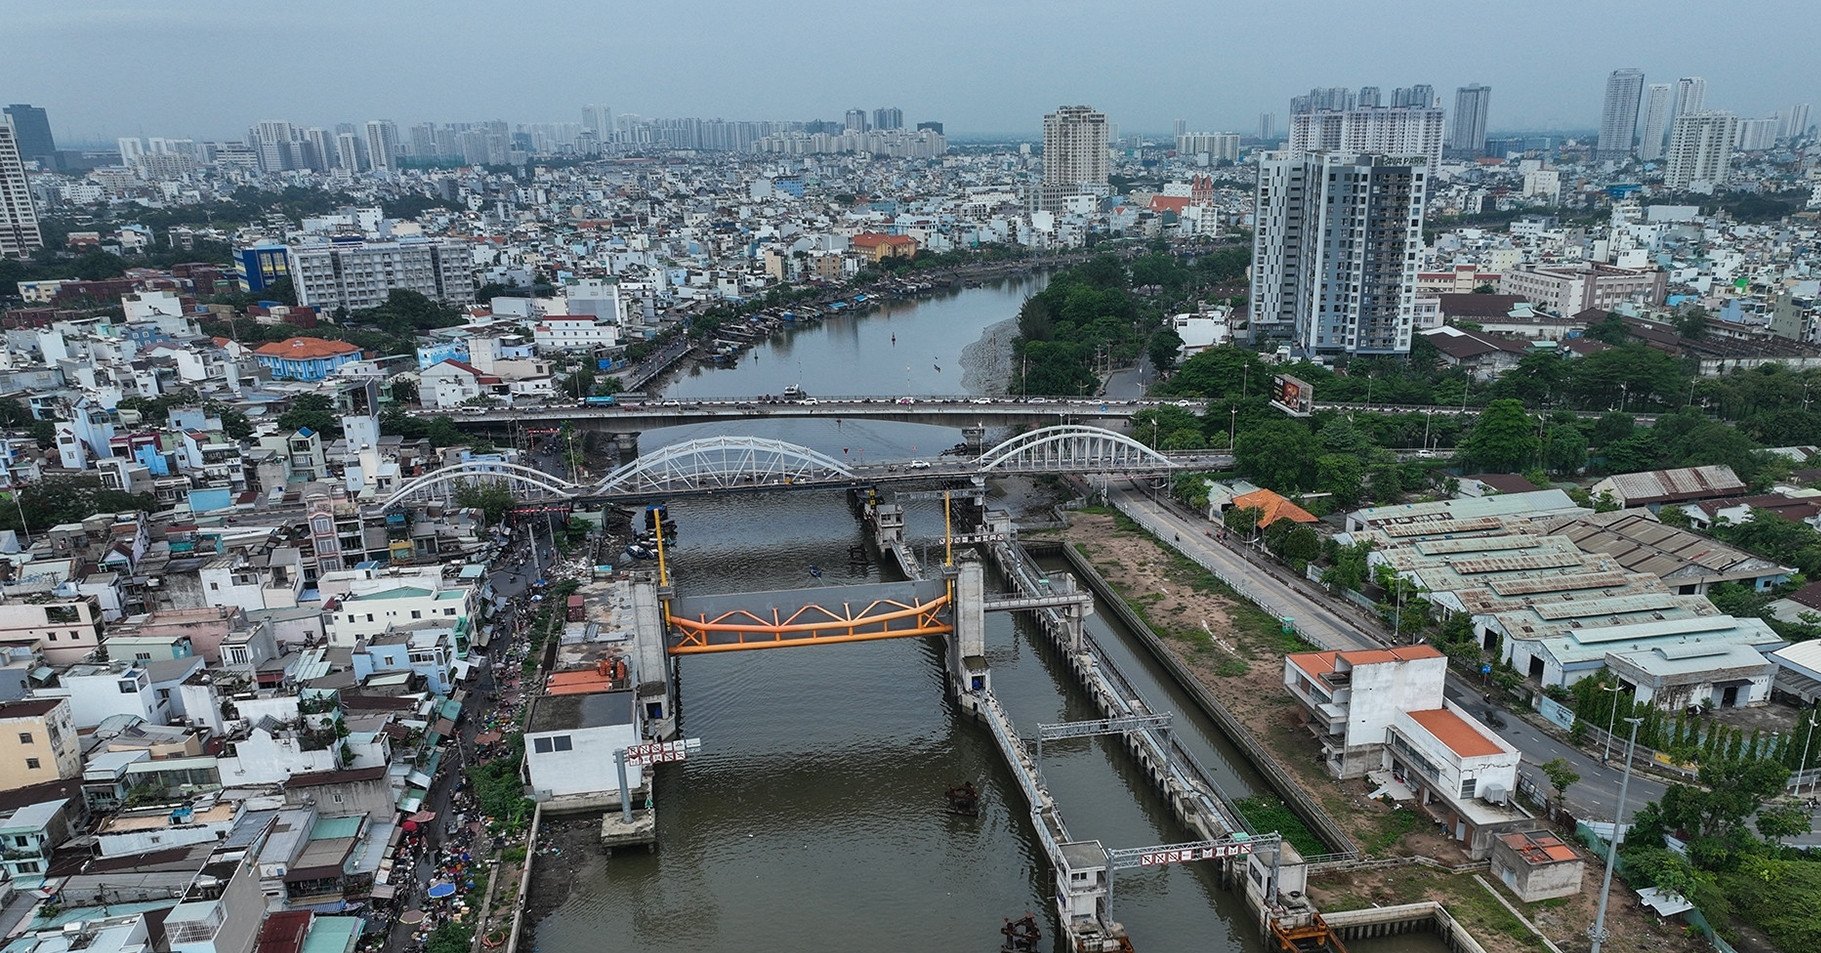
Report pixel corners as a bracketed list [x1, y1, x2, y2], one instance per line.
[808, 564, 824, 579]
[999, 913, 1040, 952]
[945, 782, 980, 816]
[782, 384, 805, 399]
[624, 544, 657, 560]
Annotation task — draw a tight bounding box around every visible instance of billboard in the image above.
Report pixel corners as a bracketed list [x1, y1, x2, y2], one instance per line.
[1270, 374, 1313, 417]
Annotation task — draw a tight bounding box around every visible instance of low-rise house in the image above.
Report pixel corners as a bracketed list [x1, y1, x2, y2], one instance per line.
[522, 688, 640, 809]
[1490, 830, 1585, 902]
[0, 698, 81, 792]
[1386, 704, 1529, 859]
[1588, 465, 1746, 511]
[0, 796, 77, 879]
[1283, 644, 1448, 778]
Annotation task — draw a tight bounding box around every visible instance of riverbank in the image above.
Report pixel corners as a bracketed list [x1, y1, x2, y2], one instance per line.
[646, 254, 1076, 394]
[1039, 510, 1707, 953]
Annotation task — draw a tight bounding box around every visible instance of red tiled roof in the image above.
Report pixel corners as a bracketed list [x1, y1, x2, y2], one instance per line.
[253, 337, 360, 359]
[1287, 644, 1441, 680]
[1231, 489, 1318, 527]
[1406, 707, 1506, 758]
[1149, 195, 1192, 213]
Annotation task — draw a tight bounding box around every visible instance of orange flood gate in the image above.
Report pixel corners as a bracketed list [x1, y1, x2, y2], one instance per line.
[666, 578, 954, 654]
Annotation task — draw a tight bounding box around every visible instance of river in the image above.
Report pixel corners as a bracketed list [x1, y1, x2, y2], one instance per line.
[530, 276, 1278, 952]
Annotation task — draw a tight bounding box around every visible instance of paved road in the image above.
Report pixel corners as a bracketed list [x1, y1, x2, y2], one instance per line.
[1105, 482, 1668, 823]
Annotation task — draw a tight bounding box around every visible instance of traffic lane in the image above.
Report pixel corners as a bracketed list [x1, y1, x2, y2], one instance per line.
[1114, 482, 1670, 821]
[1109, 485, 1375, 652]
[1444, 676, 1666, 821]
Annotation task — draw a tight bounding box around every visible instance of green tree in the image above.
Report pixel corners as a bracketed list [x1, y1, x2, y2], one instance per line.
[453, 481, 515, 525]
[1540, 758, 1580, 813]
[1315, 453, 1365, 507]
[1755, 801, 1812, 842]
[1148, 328, 1183, 373]
[0, 476, 157, 533]
[276, 393, 340, 437]
[1461, 399, 1539, 472]
[1542, 424, 1588, 475]
[1132, 406, 1203, 448]
[1235, 420, 1319, 492]
[1265, 522, 1321, 565]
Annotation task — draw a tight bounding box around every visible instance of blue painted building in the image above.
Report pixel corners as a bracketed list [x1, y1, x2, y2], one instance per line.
[253, 337, 364, 381]
[235, 244, 291, 293]
[416, 339, 470, 370]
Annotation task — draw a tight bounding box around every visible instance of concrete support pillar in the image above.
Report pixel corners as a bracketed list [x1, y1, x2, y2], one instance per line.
[961, 425, 987, 453]
[949, 560, 989, 712]
[872, 502, 904, 546]
[613, 431, 640, 460]
[630, 579, 678, 740]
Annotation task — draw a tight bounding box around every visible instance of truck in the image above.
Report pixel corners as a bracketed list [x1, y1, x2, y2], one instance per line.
[580, 395, 617, 407]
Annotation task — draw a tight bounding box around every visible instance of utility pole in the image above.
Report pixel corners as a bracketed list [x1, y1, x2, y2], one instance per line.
[1601, 679, 1625, 763]
[1590, 716, 1644, 953]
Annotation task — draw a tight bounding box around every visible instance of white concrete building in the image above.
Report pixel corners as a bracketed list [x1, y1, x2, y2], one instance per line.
[1040, 105, 1109, 211]
[1598, 69, 1645, 158]
[1639, 83, 1673, 162]
[531, 316, 619, 351]
[1251, 151, 1424, 355]
[1287, 106, 1445, 173]
[1385, 703, 1526, 857]
[287, 237, 474, 313]
[523, 691, 641, 806]
[1283, 644, 1448, 778]
[1666, 112, 1738, 189]
[0, 117, 42, 258]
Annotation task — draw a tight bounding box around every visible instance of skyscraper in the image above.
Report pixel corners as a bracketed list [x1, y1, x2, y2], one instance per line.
[1672, 77, 1707, 121]
[2, 105, 55, 166]
[1357, 86, 1382, 109]
[1449, 84, 1491, 156]
[1040, 105, 1109, 211]
[873, 107, 903, 131]
[1598, 69, 1646, 158]
[335, 132, 363, 172]
[1787, 103, 1811, 140]
[1251, 151, 1425, 356]
[1392, 84, 1434, 108]
[117, 137, 145, 167]
[1639, 84, 1673, 161]
[844, 109, 869, 133]
[582, 105, 612, 143]
[1665, 111, 1736, 189]
[1288, 104, 1445, 173]
[0, 118, 44, 258]
[365, 120, 400, 171]
[1258, 112, 1274, 141]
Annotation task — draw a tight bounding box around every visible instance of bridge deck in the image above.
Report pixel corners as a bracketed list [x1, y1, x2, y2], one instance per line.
[665, 578, 952, 654]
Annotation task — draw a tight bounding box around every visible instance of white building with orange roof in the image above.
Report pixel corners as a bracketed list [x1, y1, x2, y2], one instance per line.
[1386, 703, 1527, 858]
[1283, 644, 1447, 778]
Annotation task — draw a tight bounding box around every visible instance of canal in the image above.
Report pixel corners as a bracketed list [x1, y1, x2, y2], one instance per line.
[531, 276, 1274, 952]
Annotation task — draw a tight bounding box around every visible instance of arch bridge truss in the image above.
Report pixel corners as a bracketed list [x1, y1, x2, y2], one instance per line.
[976, 425, 1174, 474]
[382, 461, 579, 510]
[592, 435, 857, 496]
[667, 580, 953, 654]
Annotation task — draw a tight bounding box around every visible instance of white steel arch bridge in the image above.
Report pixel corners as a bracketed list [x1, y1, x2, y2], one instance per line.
[379, 427, 1207, 509]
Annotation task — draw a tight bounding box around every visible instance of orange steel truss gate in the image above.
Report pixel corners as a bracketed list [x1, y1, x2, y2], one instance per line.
[666, 578, 955, 654]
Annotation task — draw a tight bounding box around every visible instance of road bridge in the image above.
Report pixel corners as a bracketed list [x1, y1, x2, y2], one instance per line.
[377, 425, 1233, 509]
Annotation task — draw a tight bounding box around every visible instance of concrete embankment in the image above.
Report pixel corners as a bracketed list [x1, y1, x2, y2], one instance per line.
[1022, 537, 1359, 859]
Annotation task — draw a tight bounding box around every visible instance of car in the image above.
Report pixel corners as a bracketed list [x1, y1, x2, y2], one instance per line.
[735, 402, 756, 410]
[1029, 397, 1051, 404]
[896, 396, 915, 405]
[970, 397, 993, 405]
[1482, 708, 1508, 730]
[800, 398, 819, 405]
[908, 459, 931, 469]
[460, 406, 486, 415]
[1172, 400, 1195, 408]
[660, 399, 682, 407]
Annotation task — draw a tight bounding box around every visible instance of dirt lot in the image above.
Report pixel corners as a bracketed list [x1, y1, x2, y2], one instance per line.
[1043, 511, 1707, 953]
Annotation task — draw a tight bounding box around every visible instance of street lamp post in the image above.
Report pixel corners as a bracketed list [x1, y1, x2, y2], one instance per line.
[1601, 679, 1625, 764]
[1800, 703, 1820, 796]
[1590, 716, 1645, 953]
[1229, 406, 1237, 449]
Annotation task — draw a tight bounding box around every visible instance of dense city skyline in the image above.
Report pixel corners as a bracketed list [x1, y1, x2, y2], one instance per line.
[4, 0, 1816, 142]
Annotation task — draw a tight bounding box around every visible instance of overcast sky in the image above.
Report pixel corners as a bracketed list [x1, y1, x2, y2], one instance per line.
[5, 0, 1813, 144]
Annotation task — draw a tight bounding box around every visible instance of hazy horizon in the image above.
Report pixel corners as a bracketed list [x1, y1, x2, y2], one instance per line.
[4, 0, 1813, 144]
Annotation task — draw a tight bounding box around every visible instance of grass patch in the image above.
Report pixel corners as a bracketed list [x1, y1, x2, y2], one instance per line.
[1214, 655, 1249, 676]
[1236, 794, 1326, 857]
[1362, 805, 1422, 855]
